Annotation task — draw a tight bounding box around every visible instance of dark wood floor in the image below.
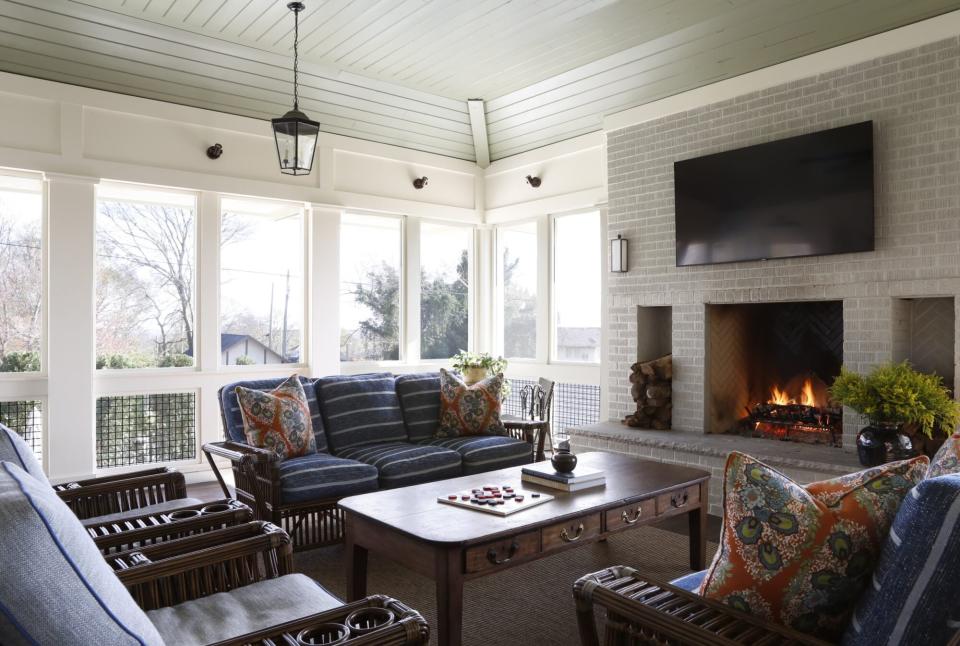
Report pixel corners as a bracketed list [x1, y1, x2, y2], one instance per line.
[187, 480, 723, 541]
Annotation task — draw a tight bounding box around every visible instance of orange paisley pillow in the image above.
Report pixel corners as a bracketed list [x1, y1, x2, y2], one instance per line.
[235, 374, 317, 460]
[699, 451, 928, 641]
[436, 368, 506, 438]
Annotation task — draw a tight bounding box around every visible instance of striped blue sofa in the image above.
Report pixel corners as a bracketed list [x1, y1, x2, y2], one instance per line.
[204, 371, 533, 550]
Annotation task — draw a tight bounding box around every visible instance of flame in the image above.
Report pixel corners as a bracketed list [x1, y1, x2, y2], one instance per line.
[769, 385, 793, 405]
[767, 378, 822, 407]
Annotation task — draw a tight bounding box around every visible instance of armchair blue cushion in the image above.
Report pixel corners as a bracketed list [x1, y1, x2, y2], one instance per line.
[220, 376, 328, 453]
[316, 373, 409, 453]
[670, 570, 707, 593]
[843, 474, 960, 646]
[0, 422, 48, 486]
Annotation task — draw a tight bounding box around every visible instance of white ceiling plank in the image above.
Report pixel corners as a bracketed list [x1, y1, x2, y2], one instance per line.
[467, 99, 490, 169]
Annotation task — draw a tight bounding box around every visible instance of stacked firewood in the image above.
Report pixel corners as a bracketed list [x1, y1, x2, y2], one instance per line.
[624, 354, 672, 430]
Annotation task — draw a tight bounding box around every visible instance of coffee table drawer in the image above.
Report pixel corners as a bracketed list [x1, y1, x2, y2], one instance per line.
[542, 514, 602, 552]
[656, 485, 700, 515]
[465, 531, 539, 574]
[606, 499, 656, 531]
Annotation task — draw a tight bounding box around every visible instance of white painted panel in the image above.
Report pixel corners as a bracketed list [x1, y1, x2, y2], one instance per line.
[485, 146, 603, 211]
[333, 149, 475, 210]
[0, 92, 59, 154]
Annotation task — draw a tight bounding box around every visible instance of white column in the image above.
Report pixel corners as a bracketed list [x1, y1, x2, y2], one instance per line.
[196, 191, 222, 449]
[598, 204, 611, 420]
[404, 217, 421, 363]
[46, 173, 98, 481]
[536, 214, 551, 363]
[474, 226, 494, 353]
[309, 205, 342, 375]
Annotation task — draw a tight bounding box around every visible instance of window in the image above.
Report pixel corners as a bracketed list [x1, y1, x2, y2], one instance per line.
[96, 393, 196, 468]
[553, 211, 601, 362]
[0, 175, 42, 373]
[420, 222, 470, 360]
[340, 213, 402, 361]
[498, 221, 538, 359]
[220, 198, 304, 366]
[96, 186, 196, 369]
[0, 400, 43, 464]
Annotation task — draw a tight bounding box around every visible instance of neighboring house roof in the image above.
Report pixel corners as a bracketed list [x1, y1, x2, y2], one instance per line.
[220, 333, 249, 350]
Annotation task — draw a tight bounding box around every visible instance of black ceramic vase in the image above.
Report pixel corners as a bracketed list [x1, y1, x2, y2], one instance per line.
[856, 422, 915, 467]
[551, 442, 578, 474]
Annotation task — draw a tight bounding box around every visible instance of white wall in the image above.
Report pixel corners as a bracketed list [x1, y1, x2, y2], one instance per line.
[0, 71, 606, 481]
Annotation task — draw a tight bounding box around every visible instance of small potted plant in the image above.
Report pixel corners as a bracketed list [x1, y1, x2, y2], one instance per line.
[450, 351, 510, 398]
[829, 361, 960, 466]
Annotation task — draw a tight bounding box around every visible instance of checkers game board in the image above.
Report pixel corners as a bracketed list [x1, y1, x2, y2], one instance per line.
[437, 483, 554, 516]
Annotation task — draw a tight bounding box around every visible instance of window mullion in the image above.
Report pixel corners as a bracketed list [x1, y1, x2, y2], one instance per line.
[404, 217, 421, 363]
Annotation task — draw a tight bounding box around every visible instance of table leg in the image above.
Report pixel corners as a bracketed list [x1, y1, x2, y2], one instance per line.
[688, 485, 709, 570]
[345, 530, 368, 602]
[435, 547, 464, 646]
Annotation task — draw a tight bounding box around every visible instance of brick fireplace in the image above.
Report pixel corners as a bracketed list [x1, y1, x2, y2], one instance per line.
[570, 35, 960, 514]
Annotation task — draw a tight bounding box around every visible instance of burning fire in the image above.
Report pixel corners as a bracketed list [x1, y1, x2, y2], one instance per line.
[767, 378, 822, 407]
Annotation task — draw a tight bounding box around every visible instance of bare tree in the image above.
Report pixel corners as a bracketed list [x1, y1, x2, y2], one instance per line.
[0, 217, 42, 363]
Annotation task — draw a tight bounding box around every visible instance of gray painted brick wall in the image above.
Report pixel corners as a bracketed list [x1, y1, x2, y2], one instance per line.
[606, 37, 960, 450]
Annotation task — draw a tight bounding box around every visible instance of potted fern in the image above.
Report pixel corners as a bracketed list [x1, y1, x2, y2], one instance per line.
[829, 361, 960, 466]
[450, 351, 510, 398]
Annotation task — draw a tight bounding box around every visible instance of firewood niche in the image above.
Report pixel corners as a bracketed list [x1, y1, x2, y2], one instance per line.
[624, 354, 672, 430]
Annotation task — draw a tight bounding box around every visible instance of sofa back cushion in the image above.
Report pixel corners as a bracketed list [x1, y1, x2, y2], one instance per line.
[220, 376, 328, 453]
[316, 373, 408, 453]
[395, 372, 442, 442]
[0, 423, 48, 486]
[842, 474, 960, 646]
[0, 461, 165, 646]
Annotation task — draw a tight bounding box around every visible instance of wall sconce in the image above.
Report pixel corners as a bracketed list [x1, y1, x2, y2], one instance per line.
[525, 175, 542, 188]
[610, 234, 628, 272]
[206, 143, 223, 159]
[413, 176, 428, 189]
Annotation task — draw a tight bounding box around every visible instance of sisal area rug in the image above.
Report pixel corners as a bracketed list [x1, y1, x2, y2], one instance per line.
[295, 525, 718, 646]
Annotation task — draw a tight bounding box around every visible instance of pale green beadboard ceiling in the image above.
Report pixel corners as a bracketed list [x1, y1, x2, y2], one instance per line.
[1, 0, 959, 162]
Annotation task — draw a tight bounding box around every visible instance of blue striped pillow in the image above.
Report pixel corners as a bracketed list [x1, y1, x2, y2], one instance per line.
[843, 474, 960, 646]
[316, 373, 408, 453]
[395, 372, 442, 443]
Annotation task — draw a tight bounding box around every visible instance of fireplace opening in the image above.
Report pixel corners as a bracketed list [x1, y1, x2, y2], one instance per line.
[705, 301, 843, 446]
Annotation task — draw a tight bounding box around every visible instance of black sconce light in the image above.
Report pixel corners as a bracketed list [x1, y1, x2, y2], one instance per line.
[413, 176, 428, 189]
[206, 143, 223, 159]
[525, 175, 542, 188]
[610, 234, 628, 272]
[271, 2, 320, 175]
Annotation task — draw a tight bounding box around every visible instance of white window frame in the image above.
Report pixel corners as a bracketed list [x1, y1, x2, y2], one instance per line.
[339, 210, 406, 369]
[217, 194, 309, 371]
[494, 215, 546, 364]
[549, 209, 602, 367]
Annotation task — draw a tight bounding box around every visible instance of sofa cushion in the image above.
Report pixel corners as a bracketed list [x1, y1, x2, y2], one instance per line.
[926, 432, 960, 478]
[336, 442, 462, 488]
[0, 422, 48, 486]
[436, 368, 507, 438]
[316, 373, 408, 453]
[843, 474, 960, 646]
[396, 372, 442, 442]
[0, 461, 164, 646]
[221, 376, 327, 453]
[671, 570, 707, 593]
[278, 453, 380, 504]
[699, 452, 928, 642]
[235, 374, 317, 460]
[81, 497, 206, 527]
[424, 435, 531, 475]
[147, 573, 341, 646]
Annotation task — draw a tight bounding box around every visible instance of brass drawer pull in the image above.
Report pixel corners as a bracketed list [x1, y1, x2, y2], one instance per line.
[560, 522, 585, 543]
[671, 491, 690, 508]
[620, 507, 643, 524]
[487, 540, 520, 565]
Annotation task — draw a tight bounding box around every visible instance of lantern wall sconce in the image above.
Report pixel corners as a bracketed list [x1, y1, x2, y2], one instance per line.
[206, 143, 223, 159]
[610, 234, 629, 272]
[525, 175, 542, 188]
[412, 176, 428, 189]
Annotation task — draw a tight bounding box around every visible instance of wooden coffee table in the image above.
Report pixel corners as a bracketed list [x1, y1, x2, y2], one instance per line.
[340, 451, 710, 646]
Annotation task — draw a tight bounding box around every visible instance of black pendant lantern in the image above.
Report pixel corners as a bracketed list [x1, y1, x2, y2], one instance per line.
[272, 2, 319, 176]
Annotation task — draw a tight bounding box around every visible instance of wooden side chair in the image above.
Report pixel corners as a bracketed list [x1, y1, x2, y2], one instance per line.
[503, 377, 556, 460]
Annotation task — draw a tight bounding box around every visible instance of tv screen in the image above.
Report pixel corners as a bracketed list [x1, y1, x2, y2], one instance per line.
[674, 121, 874, 266]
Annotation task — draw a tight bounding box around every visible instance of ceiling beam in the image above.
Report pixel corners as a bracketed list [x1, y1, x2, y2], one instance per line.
[467, 99, 490, 168]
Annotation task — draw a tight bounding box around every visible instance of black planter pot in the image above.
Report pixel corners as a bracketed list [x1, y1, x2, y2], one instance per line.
[856, 422, 915, 467]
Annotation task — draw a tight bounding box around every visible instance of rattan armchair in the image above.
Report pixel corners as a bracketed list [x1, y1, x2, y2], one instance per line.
[573, 565, 830, 646]
[54, 466, 190, 520]
[111, 521, 430, 645]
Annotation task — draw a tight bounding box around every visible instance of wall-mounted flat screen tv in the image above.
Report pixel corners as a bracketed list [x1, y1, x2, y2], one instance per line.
[674, 121, 874, 267]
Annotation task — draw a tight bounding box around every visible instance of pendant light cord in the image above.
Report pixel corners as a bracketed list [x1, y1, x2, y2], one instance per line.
[293, 6, 300, 111]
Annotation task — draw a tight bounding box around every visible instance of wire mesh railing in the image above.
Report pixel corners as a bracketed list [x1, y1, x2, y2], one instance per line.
[0, 400, 43, 464]
[96, 392, 196, 468]
[502, 377, 600, 443]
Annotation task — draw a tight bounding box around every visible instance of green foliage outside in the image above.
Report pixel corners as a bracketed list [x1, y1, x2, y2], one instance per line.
[95, 393, 196, 468]
[829, 361, 960, 437]
[0, 351, 39, 373]
[235, 355, 255, 366]
[502, 249, 536, 358]
[421, 250, 468, 360]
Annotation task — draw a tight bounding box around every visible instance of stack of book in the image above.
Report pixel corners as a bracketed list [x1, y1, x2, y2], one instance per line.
[520, 463, 605, 492]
